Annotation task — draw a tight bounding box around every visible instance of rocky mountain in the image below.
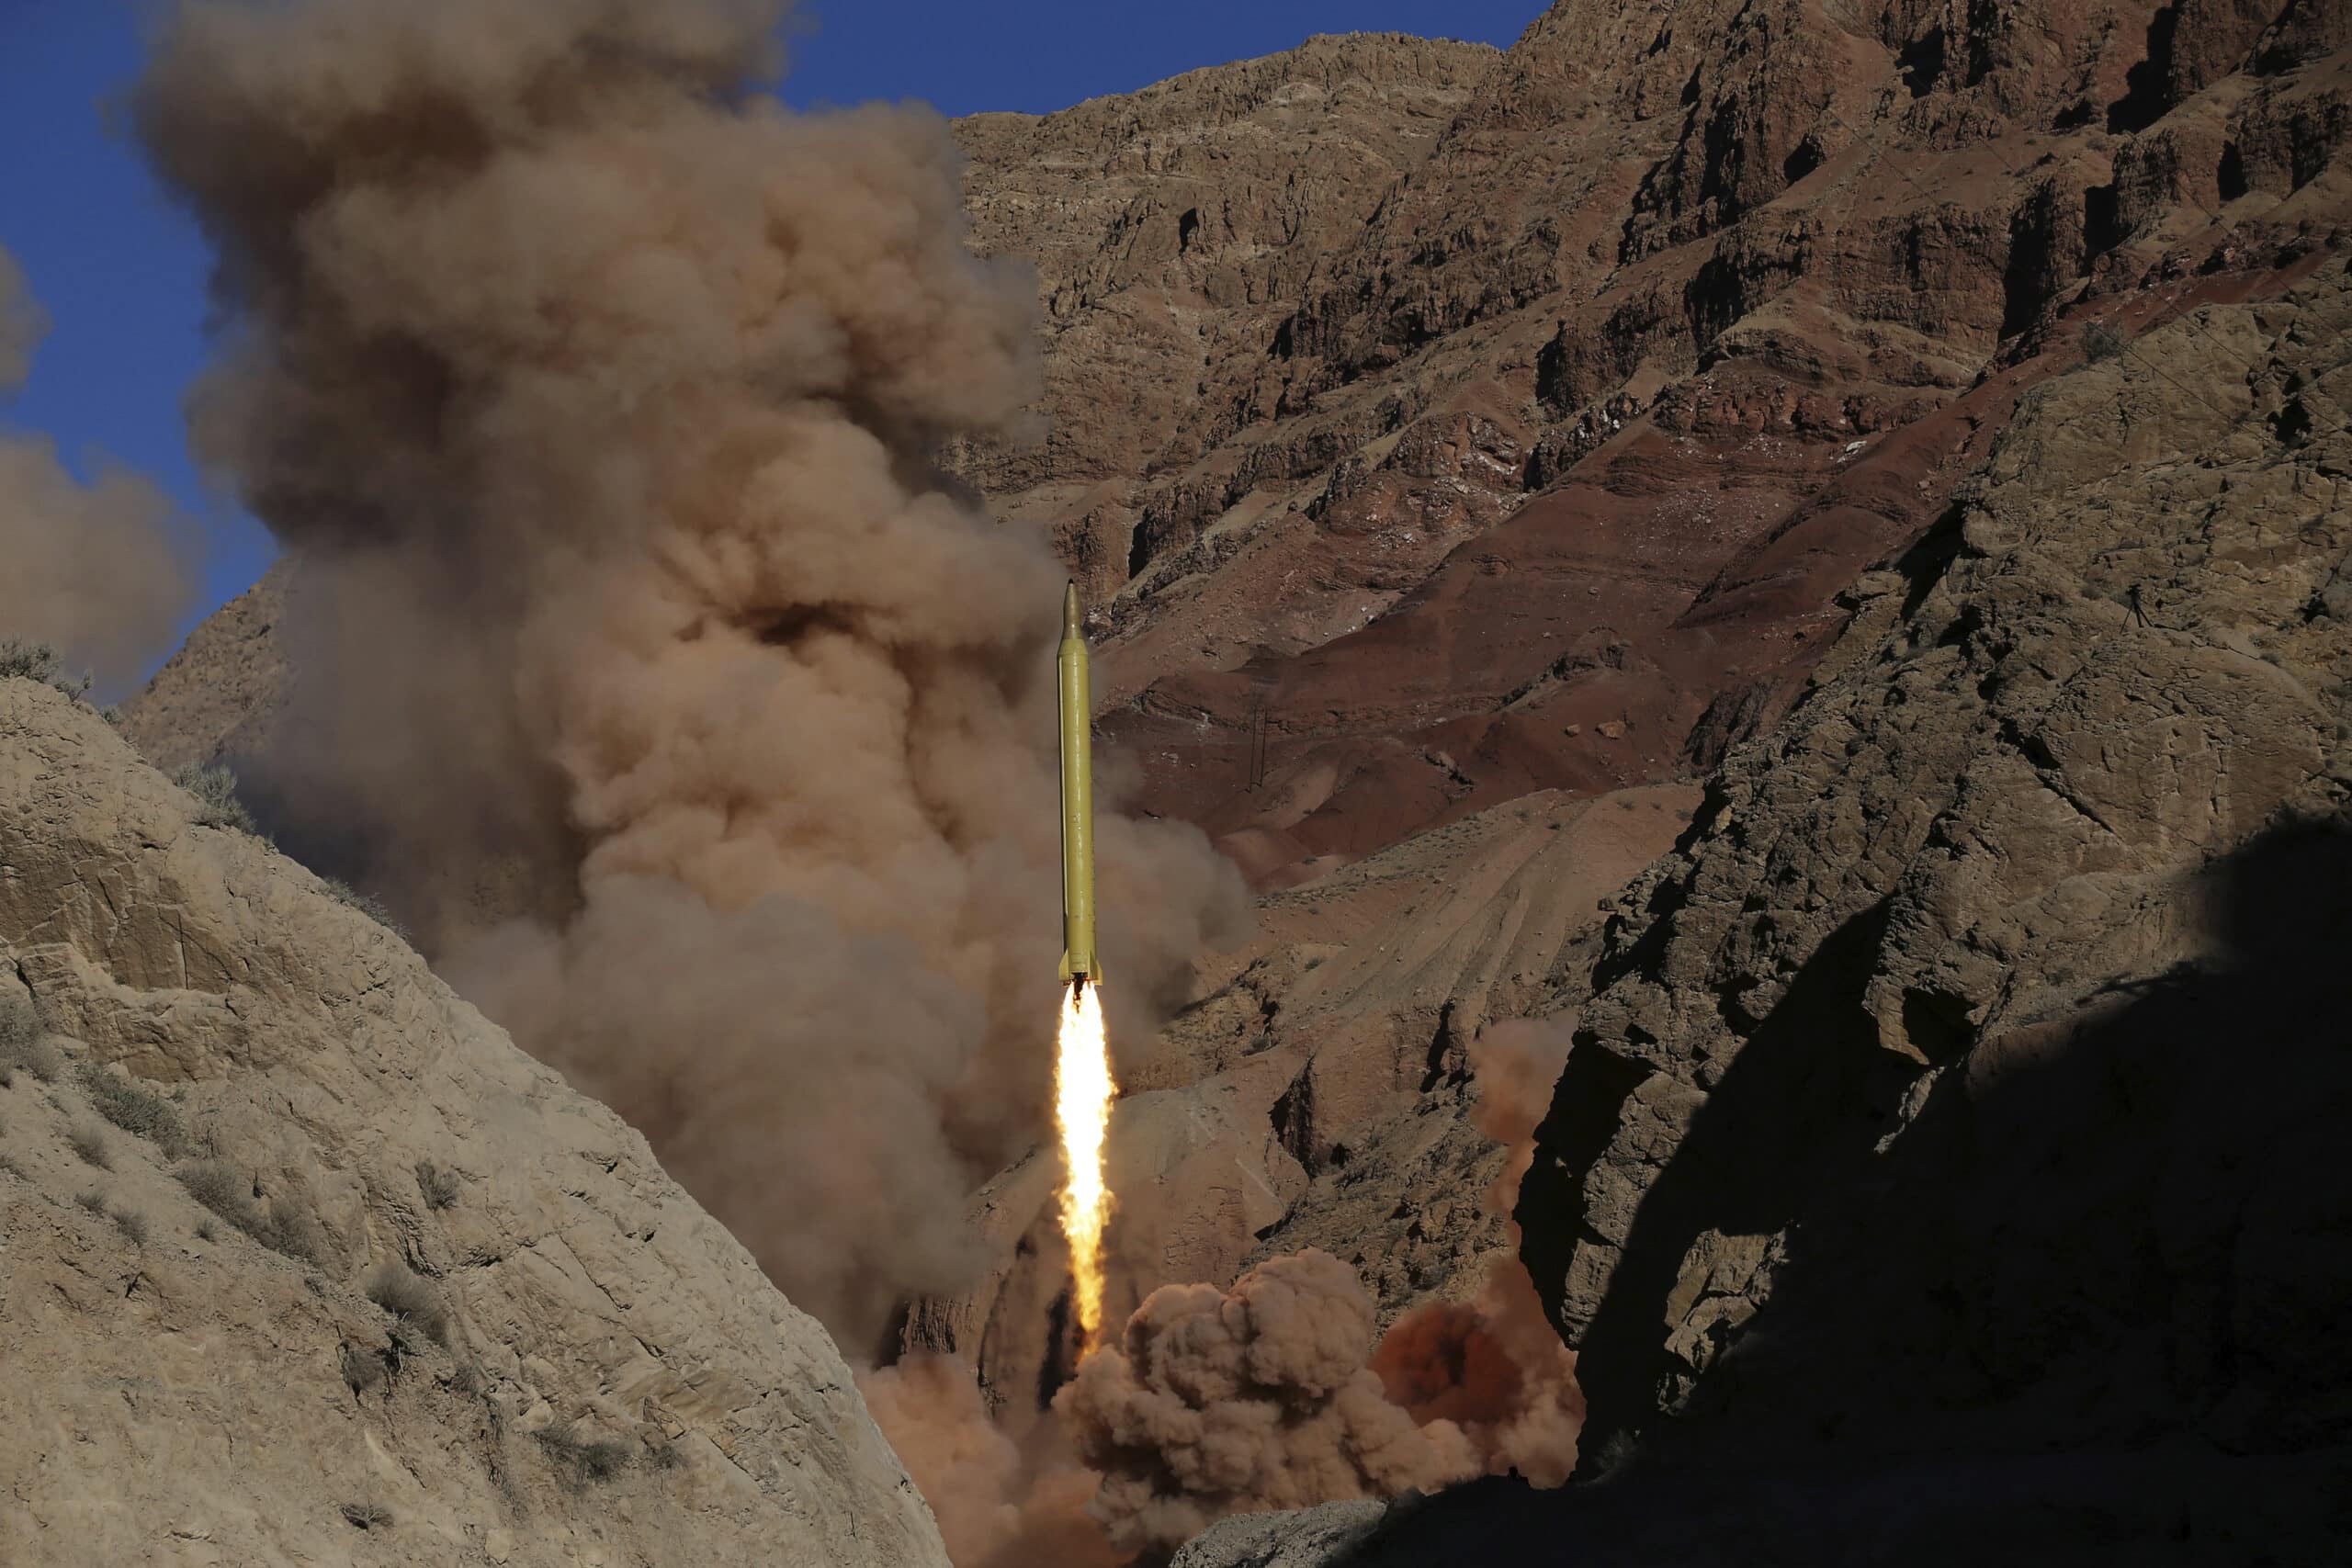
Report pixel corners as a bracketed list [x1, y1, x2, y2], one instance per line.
[0, 682, 949, 1567]
[1075, 0, 2352, 887]
[96, 0, 2352, 1560]
[1174, 173, 2352, 1568]
[897, 0, 2352, 1443]
[1524, 252, 2352, 1496]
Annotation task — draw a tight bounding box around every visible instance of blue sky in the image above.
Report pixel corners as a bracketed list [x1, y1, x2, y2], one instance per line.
[0, 0, 1539, 637]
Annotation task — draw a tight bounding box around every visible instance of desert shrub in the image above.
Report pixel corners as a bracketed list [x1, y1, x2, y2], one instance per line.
[178, 1158, 249, 1220]
[1587, 1428, 1643, 1483]
[414, 1158, 462, 1212]
[74, 1189, 107, 1215]
[77, 1063, 187, 1156]
[176, 1158, 329, 1267]
[339, 1502, 393, 1530]
[167, 762, 262, 836]
[0, 640, 58, 682]
[0, 641, 100, 704]
[69, 1121, 111, 1168]
[194, 1216, 217, 1242]
[110, 1206, 149, 1245]
[266, 1201, 330, 1268]
[320, 876, 410, 940]
[0, 998, 61, 1085]
[365, 1262, 450, 1347]
[2082, 320, 2129, 364]
[535, 1421, 632, 1487]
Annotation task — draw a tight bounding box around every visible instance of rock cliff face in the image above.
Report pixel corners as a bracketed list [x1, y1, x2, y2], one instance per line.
[1086, 0, 2352, 886]
[1159, 225, 2352, 1568]
[0, 682, 948, 1568]
[1523, 252, 2352, 1466]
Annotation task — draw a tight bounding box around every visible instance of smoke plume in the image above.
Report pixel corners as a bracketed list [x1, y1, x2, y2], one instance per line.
[0, 243, 198, 692]
[132, 0, 1243, 1347]
[860, 1354, 1118, 1568]
[1056, 1249, 1482, 1556]
[1365, 1016, 1585, 1485]
[1370, 1258, 1582, 1488]
[1060, 1021, 1586, 1555]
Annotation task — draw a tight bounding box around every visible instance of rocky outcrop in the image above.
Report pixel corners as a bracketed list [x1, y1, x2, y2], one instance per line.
[1095, 0, 2352, 886]
[0, 682, 948, 1568]
[1094, 235, 2352, 1568]
[947, 32, 1499, 601]
[1520, 255, 2352, 1494]
[114, 559, 294, 775]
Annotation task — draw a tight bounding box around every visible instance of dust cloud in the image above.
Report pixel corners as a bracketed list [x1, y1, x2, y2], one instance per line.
[1058, 1021, 1587, 1553]
[1368, 1016, 1587, 1486]
[0, 243, 198, 693]
[1056, 1249, 1482, 1556]
[131, 0, 1243, 1348]
[860, 1354, 1118, 1568]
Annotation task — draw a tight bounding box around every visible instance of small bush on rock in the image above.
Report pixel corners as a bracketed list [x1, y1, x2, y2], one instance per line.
[0, 999, 61, 1085]
[414, 1158, 462, 1211]
[78, 1063, 187, 1156]
[536, 1421, 632, 1488]
[365, 1262, 450, 1346]
[69, 1121, 111, 1168]
[167, 762, 262, 836]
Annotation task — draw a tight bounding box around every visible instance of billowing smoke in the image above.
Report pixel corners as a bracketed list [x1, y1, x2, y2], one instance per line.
[1367, 1016, 1586, 1486]
[860, 1354, 1118, 1568]
[1059, 1022, 1586, 1556]
[1370, 1258, 1582, 1488]
[0, 243, 198, 692]
[131, 0, 1243, 1346]
[1056, 1249, 1482, 1556]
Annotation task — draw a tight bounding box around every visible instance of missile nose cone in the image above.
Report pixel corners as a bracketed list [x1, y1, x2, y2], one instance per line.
[1063, 580, 1082, 637]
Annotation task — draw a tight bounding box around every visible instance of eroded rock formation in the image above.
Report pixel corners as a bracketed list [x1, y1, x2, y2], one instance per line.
[0, 682, 950, 1568]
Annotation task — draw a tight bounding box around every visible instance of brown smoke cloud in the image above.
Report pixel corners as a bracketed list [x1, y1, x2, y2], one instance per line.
[1367, 1016, 1584, 1485]
[1056, 1250, 1482, 1557]
[131, 0, 1244, 1348]
[1058, 1022, 1586, 1556]
[0, 243, 198, 692]
[861, 1354, 1119, 1568]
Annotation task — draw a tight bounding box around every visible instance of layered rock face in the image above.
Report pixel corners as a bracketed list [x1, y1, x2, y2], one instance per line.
[0, 683, 948, 1568]
[1514, 254, 2352, 1529]
[1037, 0, 2352, 887]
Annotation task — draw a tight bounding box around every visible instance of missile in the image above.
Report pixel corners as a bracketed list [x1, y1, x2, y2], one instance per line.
[1057, 581, 1098, 990]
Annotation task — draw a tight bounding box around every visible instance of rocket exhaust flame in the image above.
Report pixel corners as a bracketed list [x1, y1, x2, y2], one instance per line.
[1055, 976, 1115, 1343]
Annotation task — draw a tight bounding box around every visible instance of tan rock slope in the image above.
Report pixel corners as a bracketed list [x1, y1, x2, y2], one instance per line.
[0, 681, 949, 1568]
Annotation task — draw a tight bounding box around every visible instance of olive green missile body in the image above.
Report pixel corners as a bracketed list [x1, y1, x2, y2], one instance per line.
[1057, 581, 1099, 989]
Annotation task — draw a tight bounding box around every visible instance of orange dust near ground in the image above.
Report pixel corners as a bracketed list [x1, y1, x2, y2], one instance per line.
[1055, 979, 1115, 1342]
